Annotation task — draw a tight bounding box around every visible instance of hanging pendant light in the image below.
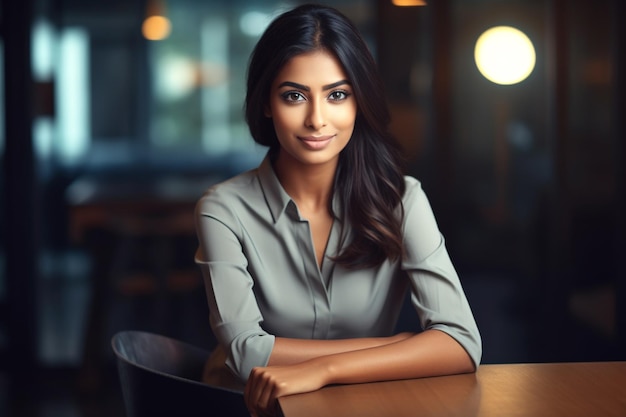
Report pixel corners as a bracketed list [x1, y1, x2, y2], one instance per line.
[392, 0, 427, 6]
[142, 0, 172, 41]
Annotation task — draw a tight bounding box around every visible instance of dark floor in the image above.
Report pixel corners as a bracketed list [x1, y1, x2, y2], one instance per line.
[1, 251, 621, 417]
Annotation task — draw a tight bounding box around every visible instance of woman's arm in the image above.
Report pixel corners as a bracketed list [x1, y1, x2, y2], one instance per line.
[267, 332, 414, 366]
[245, 329, 474, 417]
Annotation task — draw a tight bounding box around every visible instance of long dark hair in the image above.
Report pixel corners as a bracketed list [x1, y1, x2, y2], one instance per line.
[245, 4, 406, 268]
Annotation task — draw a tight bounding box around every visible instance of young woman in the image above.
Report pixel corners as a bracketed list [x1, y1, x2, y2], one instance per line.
[195, 4, 481, 416]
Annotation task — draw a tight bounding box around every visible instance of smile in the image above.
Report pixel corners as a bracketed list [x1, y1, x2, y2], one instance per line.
[297, 135, 335, 150]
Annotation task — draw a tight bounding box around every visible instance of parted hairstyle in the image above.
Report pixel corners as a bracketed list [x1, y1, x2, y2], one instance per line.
[245, 4, 406, 268]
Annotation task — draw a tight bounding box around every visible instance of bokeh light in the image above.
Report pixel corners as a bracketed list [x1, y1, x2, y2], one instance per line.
[474, 26, 536, 85]
[392, 0, 427, 5]
[142, 15, 171, 41]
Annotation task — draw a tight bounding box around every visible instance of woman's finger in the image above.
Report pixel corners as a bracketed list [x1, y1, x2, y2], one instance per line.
[258, 368, 281, 414]
[245, 368, 262, 415]
[247, 368, 273, 417]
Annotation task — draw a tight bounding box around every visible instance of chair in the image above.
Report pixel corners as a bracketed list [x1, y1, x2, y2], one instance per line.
[111, 330, 249, 417]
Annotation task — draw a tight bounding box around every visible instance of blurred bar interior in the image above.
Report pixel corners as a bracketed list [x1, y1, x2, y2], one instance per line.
[1, 0, 625, 416]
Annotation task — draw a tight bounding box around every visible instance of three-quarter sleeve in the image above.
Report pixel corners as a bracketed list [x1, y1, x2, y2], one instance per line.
[194, 189, 275, 382]
[401, 179, 482, 368]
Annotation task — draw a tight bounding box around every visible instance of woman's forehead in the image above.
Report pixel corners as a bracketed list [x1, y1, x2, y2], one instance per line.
[272, 50, 350, 88]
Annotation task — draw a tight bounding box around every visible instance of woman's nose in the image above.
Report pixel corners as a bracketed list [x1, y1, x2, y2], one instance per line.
[305, 100, 326, 130]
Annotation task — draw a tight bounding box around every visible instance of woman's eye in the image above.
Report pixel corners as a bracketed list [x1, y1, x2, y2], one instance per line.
[328, 90, 350, 101]
[282, 91, 305, 102]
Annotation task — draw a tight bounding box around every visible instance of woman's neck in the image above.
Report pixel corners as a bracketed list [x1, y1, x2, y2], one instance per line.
[273, 152, 337, 212]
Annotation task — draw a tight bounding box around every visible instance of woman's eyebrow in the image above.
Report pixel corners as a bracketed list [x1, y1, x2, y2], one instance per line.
[277, 80, 351, 91]
[322, 80, 351, 90]
[278, 81, 309, 91]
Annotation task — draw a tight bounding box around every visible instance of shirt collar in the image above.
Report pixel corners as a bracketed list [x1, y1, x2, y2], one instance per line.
[257, 154, 293, 223]
[257, 152, 343, 224]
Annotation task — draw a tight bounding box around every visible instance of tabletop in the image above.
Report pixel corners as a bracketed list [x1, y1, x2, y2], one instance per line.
[278, 362, 626, 417]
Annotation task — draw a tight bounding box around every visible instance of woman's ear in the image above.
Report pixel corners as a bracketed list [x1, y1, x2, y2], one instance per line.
[264, 105, 272, 118]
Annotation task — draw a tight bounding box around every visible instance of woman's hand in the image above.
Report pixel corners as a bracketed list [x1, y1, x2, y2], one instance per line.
[244, 360, 329, 417]
[244, 332, 415, 415]
[243, 330, 473, 416]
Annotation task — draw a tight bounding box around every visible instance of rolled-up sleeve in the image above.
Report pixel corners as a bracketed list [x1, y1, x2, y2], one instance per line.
[401, 179, 482, 368]
[194, 191, 275, 381]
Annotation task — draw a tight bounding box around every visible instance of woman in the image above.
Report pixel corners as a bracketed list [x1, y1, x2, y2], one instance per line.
[195, 4, 481, 416]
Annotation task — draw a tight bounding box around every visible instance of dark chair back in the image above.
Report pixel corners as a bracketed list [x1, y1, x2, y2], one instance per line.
[111, 330, 249, 417]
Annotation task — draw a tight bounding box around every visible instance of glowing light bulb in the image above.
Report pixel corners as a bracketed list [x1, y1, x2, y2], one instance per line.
[392, 0, 427, 5]
[474, 26, 536, 85]
[142, 15, 171, 41]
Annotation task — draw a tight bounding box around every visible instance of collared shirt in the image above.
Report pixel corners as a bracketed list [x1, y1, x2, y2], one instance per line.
[195, 155, 481, 382]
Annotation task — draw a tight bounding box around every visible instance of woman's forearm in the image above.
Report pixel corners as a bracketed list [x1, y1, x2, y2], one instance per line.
[318, 329, 475, 385]
[245, 329, 475, 416]
[268, 332, 414, 366]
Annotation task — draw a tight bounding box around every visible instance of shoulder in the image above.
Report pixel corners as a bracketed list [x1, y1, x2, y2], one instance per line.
[403, 175, 422, 191]
[401, 176, 427, 205]
[400, 175, 437, 224]
[195, 169, 261, 217]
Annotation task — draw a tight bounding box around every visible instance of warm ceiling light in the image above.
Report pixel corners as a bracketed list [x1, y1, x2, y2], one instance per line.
[474, 26, 536, 85]
[392, 0, 427, 6]
[142, 15, 171, 41]
[143, 0, 171, 41]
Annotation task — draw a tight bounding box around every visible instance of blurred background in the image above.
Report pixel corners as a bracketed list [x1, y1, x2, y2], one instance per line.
[1, 0, 624, 415]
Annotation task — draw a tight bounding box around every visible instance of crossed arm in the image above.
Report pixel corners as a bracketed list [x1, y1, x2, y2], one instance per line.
[244, 329, 475, 417]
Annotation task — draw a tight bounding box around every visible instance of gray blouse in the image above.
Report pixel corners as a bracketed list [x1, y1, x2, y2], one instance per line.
[195, 155, 481, 382]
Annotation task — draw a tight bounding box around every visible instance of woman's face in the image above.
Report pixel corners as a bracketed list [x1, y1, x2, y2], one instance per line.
[266, 50, 357, 169]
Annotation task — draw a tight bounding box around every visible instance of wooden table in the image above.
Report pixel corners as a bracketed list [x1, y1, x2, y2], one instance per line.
[278, 362, 626, 417]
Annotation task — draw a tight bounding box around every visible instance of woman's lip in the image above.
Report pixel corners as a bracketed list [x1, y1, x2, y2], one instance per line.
[298, 134, 335, 150]
[298, 135, 335, 141]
